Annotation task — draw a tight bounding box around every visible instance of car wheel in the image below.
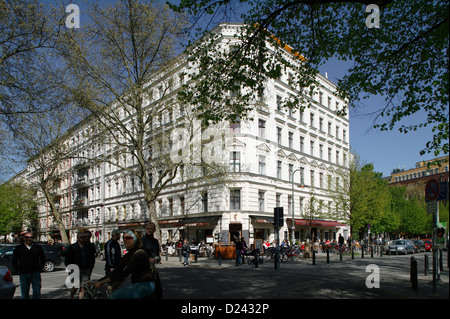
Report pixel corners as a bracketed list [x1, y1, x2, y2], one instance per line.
[43, 261, 55, 272]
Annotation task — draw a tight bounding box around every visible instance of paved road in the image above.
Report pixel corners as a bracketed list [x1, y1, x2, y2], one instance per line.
[12, 251, 448, 300]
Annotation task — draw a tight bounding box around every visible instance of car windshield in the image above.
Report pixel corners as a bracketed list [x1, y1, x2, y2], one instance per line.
[393, 240, 406, 245]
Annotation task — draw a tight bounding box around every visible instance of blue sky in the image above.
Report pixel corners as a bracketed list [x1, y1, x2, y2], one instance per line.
[318, 60, 443, 177]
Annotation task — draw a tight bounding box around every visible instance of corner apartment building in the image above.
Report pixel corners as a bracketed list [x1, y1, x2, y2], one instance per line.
[23, 23, 350, 246]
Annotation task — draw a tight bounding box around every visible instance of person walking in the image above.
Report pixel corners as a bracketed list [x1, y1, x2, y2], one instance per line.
[182, 239, 190, 266]
[104, 229, 122, 276]
[65, 231, 97, 299]
[12, 231, 45, 299]
[234, 236, 242, 266]
[142, 222, 162, 299]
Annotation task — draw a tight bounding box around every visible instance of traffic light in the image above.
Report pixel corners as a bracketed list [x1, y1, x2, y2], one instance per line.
[274, 207, 284, 227]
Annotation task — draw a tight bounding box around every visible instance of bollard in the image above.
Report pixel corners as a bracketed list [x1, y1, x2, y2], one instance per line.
[351, 245, 354, 259]
[371, 245, 374, 258]
[424, 254, 429, 276]
[327, 249, 330, 263]
[340, 248, 343, 262]
[218, 249, 222, 266]
[380, 246, 383, 257]
[361, 247, 364, 259]
[179, 248, 182, 262]
[411, 256, 418, 290]
[312, 249, 316, 265]
[440, 249, 443, 271]
[396, 246, 398, 256]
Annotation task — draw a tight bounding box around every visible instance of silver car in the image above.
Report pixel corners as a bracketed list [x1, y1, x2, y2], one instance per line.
[387, 239, 415, 255]
[0, 266, 16, 299]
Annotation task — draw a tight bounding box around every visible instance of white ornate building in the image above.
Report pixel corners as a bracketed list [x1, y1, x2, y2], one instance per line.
[22, 23, 350, 246]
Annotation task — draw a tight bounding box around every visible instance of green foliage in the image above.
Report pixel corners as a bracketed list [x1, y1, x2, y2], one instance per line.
[171, 0, 449, 156]
[0, 182, 36, 236]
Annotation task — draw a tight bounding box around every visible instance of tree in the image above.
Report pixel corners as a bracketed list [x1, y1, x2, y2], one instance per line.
[170, 0, 449, 157]
[58, 0, 227, 241]
[331, 153, 392, 240]
[0, 181, 36, 240]
[9, 108, 82, 243]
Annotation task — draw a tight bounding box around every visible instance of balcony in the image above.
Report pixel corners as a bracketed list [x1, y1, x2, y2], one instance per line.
[73, 176, 90, 188]
[74, 197, 89, 207]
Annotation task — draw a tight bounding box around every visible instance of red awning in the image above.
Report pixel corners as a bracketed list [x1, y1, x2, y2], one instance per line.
[287, 218, 345, 227]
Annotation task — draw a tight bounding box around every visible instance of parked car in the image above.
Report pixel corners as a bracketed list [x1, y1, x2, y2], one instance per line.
[386, 239, 415, 255]
[412, 240, 426, 253]
[0, 266, 15, 299]
[422, 239, 432, 252]
[0, 243, 61, 274]
[52, 243, 70, 258]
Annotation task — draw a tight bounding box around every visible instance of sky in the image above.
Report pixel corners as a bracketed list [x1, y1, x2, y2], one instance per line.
[318, 60, 444, 178]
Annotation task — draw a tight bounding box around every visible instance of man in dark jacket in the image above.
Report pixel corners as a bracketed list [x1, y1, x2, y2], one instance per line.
[104, 229, 122, 276]
[65, 231, 97, 298]
[12, 231, 45, 299]
[142, 222, 162, 299]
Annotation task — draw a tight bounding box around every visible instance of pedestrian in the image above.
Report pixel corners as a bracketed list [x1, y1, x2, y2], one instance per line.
[65, 231, 97, 299]
[94, 230, 155, 299]
[104, 229, 122, 276]
[142, 222, 161, 264]
[11, 231, 45, 299]
[182, 239, 190, 266]
[142, 222, 162, 299]
[241, 237, 248, 264]
[338, 234, 345, 251]
[234, 235, 242, 266]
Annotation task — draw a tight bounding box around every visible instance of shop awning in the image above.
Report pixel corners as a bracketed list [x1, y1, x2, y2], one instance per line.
[287, 218, 346, 227]
[159, 216, 220, 227]
[250, 215, 275, 224]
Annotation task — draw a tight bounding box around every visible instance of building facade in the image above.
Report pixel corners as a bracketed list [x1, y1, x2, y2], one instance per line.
[22, 24, 350, 247]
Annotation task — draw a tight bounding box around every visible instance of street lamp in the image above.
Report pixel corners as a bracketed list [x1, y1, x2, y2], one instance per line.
[291, 169, 305, 244]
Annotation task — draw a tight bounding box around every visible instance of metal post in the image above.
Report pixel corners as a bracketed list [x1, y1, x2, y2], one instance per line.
[371, 245, 374, 258]
[411, 256, 418, 290]
[351, 245, 354, 259]
[312, 247, 315, 265]
[327, 248, 330, 263]
[424, 254, 429, 276]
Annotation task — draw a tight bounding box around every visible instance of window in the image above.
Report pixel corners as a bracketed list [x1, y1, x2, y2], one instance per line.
[277, 161, 282, 179]
[300, 136, 305, 152]
[310, 141, 315, 156]
[258, 191, 265, 212]
[310, 113, 315, 128]
[289, 164, 293, 182]
[230, 152, 241, 172]
[276, 194, 281, 207]
[276, 95, 282, 110]
[288, 132, 293, 148]
[230, 189, 241, 210]
[180, 196, 185, 215]
[277, 127, 282, 144]
[230, 118, 241, 134]
[258, 155, 266, 175]
[202, 192, 208, 213]
[258, 119, 266, 139]
[310, 170, 315, 187]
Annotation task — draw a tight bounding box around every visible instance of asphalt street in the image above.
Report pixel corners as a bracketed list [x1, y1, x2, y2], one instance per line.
[11, 250, 448, 300]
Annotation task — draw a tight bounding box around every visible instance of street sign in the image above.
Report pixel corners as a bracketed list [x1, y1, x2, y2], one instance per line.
[437, 181, 448, 201]
[425, 179, 440, 202]
[427, 201, 437, 215]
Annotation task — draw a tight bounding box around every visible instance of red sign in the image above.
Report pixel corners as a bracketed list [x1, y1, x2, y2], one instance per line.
[425, 179, 440, 202]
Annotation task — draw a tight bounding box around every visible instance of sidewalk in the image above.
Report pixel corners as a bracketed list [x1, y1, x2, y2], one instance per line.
[159, 253, 449, 299]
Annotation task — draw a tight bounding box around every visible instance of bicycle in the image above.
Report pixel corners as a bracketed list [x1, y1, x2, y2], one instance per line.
[247, 248, 264, 266]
